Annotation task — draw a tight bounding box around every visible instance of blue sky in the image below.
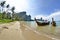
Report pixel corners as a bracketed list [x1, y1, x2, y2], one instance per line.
[27, 0, 60, 17]
[0, 0, 60, 21]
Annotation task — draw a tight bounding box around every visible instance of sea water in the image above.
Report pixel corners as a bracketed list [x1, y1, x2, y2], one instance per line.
[23, 21, 60, 39]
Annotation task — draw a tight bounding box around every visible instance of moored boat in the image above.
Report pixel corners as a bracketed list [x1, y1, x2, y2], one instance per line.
[51, 18, 56, 26]
[35, 18, 50, 26]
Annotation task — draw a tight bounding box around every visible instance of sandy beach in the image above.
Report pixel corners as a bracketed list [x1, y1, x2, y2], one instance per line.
[0, 21, 59, 40]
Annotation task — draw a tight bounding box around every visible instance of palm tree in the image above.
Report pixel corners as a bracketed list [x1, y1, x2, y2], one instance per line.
[0, 1, 6, 19]
[0, 1, 6, 13]
[11, 7, 15, 20]
[2, 11, 6, 19]
[6, 4, 9, 8]
[6, 4, 10, 18]
[11, 7, 15, 13]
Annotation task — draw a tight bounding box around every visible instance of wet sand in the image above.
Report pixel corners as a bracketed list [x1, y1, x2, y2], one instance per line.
[0, 21, 59, 40]
[20, 22, 52, 40]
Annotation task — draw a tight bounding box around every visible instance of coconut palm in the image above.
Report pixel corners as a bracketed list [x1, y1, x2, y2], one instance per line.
[2, 11, 6, 19]
[0, 1, 6, 12]
[6, 4, 10, 18]
[6, 4, 9, 8]
[11, 7, 15, 20]
[0, 1, 6, 19]
[11, 7, 15, 13]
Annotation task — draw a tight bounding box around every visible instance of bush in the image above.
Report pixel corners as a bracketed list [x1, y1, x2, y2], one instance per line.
[0, 19, 13, 23]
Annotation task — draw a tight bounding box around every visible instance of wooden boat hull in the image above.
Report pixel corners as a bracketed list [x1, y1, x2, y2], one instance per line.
[51, 18, 56, 26]
[36, 21, 50, 26]
[35, 18, 50, 26]
[51, 21, 56, 26]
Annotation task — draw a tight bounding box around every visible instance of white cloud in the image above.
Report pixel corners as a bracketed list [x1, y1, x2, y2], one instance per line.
[48, 11, 60, 18]
[35, 11, 60, 21]
[5, 0, 29, 12]
[35, 15, 48, 20]
[48, 11, 60, 21]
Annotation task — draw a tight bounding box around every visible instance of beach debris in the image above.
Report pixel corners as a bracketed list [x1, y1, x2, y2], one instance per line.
[2, 26, 8, 29]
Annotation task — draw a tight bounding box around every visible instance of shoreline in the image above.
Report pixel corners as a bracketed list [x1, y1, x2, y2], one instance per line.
[0, 21, 60, 40]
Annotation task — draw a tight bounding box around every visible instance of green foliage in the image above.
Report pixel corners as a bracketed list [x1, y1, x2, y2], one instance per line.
[0, 19, 13, 23]
[0, 1, 6, 7]
[0, 1, 19, 21]
[0, 13, 3, 19]
[6, 4, 9, 8]
[11, 7, 15, 11]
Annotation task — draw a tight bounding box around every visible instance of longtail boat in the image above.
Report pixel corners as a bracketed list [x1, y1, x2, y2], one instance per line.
[35, 18, 50, 26]
[51, 21, 56, 26]
[51, 18, 56, 26]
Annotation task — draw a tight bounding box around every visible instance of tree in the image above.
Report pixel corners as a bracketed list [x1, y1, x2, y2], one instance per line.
[6, 4, 10, 18]
[2, 11, 6, 19]
[0, 1, 6, 13]
[6, 4, 9, 8]
[0, 1, 6, 19]
[11, 7, 15, 20]
[11, 7, 15, 13]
